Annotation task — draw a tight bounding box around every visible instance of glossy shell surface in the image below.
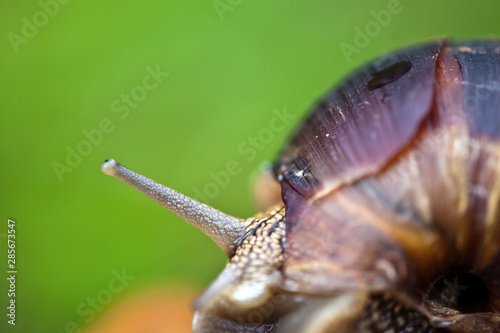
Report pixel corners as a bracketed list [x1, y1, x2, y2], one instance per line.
[273, 39, 500, 329]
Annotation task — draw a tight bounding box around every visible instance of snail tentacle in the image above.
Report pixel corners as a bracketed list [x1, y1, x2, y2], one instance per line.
[101, 159, 247, 256]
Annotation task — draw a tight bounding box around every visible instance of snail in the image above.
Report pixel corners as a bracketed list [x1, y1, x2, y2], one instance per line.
[101, 38, 500, 332]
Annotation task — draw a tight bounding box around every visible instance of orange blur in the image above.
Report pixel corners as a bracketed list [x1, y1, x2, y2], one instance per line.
[84, 286, 198, 333]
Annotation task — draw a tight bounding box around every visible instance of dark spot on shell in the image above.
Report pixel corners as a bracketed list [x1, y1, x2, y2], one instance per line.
[427, 271, 490, 314]
[367, 61, 413, 91]
[104, 159, 111, 163]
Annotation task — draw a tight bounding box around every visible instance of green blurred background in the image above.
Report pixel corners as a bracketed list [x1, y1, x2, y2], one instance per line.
[1, 0, 499, 332]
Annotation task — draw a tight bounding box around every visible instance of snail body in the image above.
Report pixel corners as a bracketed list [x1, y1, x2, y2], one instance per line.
[103, 39, 500, 332]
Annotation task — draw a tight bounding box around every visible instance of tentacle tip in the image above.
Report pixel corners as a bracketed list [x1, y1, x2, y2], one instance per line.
[101, 158, 120, 176]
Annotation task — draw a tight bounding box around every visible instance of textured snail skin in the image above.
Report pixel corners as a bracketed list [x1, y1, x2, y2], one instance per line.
[101, 159, 247, 256]
[103, 39, 500, 332]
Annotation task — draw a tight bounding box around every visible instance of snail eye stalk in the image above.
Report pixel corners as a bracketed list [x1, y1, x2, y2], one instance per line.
[101, 159, 247, 256]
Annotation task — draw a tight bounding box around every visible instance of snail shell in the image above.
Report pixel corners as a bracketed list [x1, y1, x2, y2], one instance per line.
[103, 38, 500, 332]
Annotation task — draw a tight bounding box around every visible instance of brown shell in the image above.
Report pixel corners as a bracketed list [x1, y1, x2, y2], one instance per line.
[274, 39, 500, 329]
